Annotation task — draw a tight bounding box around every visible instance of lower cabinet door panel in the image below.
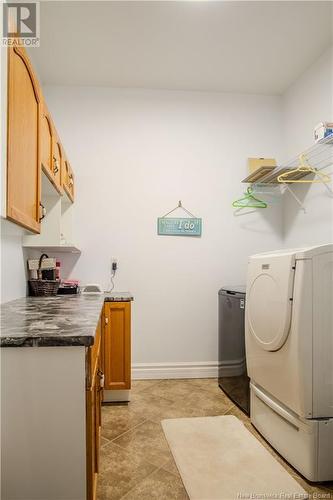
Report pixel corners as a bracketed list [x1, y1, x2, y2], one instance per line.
[104, 302, 131, 391]
[86, 321, 103, 500]
[86, 379, 97, 500]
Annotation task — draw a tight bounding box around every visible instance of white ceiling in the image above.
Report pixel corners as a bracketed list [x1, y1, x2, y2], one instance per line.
[29, 1, 333, 95]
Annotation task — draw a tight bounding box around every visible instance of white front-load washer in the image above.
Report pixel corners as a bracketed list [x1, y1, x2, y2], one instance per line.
[245, 244, 333, 481]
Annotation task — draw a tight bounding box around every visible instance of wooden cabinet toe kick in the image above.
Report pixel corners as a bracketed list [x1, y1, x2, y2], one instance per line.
[103, 389, 131, 403]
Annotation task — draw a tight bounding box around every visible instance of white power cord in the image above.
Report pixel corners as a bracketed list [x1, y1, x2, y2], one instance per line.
[106, 260, 117, 293]
[109, 270, 115, 292]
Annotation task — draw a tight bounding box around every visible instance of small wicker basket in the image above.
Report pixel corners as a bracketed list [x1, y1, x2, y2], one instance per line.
[29, 279, 60, 297]
[28, 253, 59, 297]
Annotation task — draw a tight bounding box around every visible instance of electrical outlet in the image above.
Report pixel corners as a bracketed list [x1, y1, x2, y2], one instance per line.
[111, 258, 118, 272]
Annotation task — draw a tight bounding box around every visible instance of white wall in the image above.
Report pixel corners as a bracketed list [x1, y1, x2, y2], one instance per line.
[1, 44, 332, 369]
[1, 44, 332, 366]
[43, 86, 283, 364]
[0, 45, 28, 304]
[0, 220, 27, 303]
[281, 47, 333, 246]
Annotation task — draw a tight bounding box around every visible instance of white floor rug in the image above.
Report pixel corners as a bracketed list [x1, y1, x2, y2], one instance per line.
[162, 415, 308, 500]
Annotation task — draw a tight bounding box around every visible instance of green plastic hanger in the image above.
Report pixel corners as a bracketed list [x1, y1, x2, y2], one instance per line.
[232, 187, 267, 209]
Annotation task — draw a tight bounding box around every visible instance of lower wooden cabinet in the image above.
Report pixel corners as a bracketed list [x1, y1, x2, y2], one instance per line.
[86, 316, 104, 500]
[103, 302, 131, 391]
[86, 301, 132, 494]
[2, 343, 99, 500]
[1, 309, 104, 500]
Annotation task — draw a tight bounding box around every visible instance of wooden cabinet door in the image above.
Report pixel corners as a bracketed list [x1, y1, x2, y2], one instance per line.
[68, 165, 75, 201]
[86, 318, 103, 500]
[86, 372, 97, 500]
[40, 103, 53, 174]
[40, 104, 62, 193]
[95, 365, 103, 473]
[7, 46, 41, 233]
[62, 157, 74, 202]
[52, 137, 62, 191]
[104, 302, 131, 390]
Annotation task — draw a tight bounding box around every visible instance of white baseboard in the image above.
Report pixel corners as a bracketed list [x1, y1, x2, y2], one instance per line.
[219, 358, 246, 377]
[132, 361, 219, 380]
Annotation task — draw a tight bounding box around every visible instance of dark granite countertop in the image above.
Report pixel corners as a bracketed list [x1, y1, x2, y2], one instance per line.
[0, 292, 133, 348]
[104, 292, 134, 302]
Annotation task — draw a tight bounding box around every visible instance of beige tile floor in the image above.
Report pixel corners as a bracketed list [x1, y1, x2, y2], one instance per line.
[98, 379, 333, 499]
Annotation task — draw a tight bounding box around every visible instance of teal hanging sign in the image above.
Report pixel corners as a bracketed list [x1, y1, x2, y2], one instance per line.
[158, 201, 202, 237]
[157, 217, 202, 236]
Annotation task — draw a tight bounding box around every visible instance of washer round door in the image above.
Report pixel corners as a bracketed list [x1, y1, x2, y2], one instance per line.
[246, 254, 295, 351]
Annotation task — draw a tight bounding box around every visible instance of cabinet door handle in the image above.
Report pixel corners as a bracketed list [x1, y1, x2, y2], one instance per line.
[97, 370, 104, 390]
[39, 202, 46, 222]
[53, 157, 59, 174]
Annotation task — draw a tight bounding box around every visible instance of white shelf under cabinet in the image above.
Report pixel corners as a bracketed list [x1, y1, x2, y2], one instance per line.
[23, 245, 81, 254]
[23, 172, 80, 253]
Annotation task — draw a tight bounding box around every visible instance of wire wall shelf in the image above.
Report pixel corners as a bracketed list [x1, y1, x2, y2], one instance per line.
[241, 134, 333, 185]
